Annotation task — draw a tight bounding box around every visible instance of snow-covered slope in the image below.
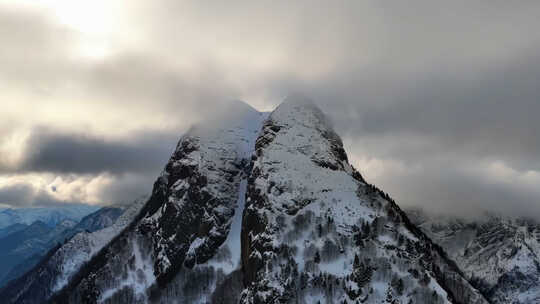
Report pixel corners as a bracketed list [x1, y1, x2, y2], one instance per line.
[49, 101, 267, 303]
[0, 199, 144, 303]
[45, 99, 486, 304]
[409, 209, 540, 304]
[52, 198, 147, 293]
[71, 207, 124, 234]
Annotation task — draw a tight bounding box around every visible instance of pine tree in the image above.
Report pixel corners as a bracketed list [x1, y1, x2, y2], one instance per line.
[391, 277, 404, 296]
[362, 221, 370, 236]
[314, 251, 321, 263]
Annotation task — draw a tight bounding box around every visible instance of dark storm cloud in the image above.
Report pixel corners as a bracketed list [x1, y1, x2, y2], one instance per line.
[0, 184, 35, 207]
[11, 129, 178, 175]
[294, 48, 540, 216]
[327, 49, 540, 172]
[370, 159, 540, 218]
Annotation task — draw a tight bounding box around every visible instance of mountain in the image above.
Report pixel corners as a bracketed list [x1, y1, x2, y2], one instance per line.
[238, 100, 486, 304]
[0, 222, 28, 238]
[0, 204, 100, 229]
[0, 206, 124, 288]
[2, 253, 44, 287]
[0, 219, 77, 286]
[72, 207, 124, 233]
[0, 197, 146, 303]
[0, 219, 78, 286]
[409, 209, 540, 304]
[13, 99, 486, 303]
[0, 221, 55, 281]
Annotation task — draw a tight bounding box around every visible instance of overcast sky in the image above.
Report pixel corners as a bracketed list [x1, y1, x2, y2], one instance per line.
[1, 1, 539, 217]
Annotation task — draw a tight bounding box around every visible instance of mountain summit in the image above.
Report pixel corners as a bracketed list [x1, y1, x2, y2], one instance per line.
[7, 99, 487, 303]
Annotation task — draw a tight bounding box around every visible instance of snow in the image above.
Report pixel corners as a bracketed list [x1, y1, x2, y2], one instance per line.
[428, 279, 450, 302]
[187, 237, 205, 256]
[210, 179, 247, 273]
[240, 99, 487, 304]
[413, 210, 540, 303]
[0, 204, 99, 228]
[52, 196, 147, 292]
[317, 255, 350, 276]
[206, 110, 268, 274]
[99, 236, 156, 303]
[371, 281, 388, 295]
[85, 101, 267, 302]
[250, 100, 379, 240]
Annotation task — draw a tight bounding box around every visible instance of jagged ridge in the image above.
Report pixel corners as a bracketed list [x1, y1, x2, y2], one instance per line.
[32, 99, 490, 304]
[240, 99, 487, 303]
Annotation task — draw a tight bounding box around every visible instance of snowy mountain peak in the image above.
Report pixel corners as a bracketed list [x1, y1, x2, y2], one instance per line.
[14, 99, 490, 304]
[262, 100, 349, 171]
[185, 99, 262, 138]
[281, 93, 317, 106]
[227, 99, 260, 113]
[241, 100, 487, 304]
[273, 99, 332, 132]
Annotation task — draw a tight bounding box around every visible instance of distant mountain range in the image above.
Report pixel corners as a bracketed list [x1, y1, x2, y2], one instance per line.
[0, 205, 123, 287]
[0, 196, 147, 302]
[408, 209, 540, 304]
[0, 222, 28, 238]
[0, 204, 100, 229]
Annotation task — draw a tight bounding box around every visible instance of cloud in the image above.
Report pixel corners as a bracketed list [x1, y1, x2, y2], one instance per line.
[0, 182, 73, 208]
[1, 1, 540, 216]
[330, 49, 540, 169]
[356, 156, 540, 218]
[0, 172, 155, 208]
[94, 173, 155, 205]
[13, 128, 177, 175]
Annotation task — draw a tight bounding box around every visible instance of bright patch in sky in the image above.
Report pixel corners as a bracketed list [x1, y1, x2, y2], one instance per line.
[5, 0, 115, 35]
[1, 0, 119, 59]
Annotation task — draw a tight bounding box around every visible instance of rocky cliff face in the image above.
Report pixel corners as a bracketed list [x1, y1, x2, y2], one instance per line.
[49, 102, 267, 304]
[409, 209, 540, 304]
[39, 99, 487, 304]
